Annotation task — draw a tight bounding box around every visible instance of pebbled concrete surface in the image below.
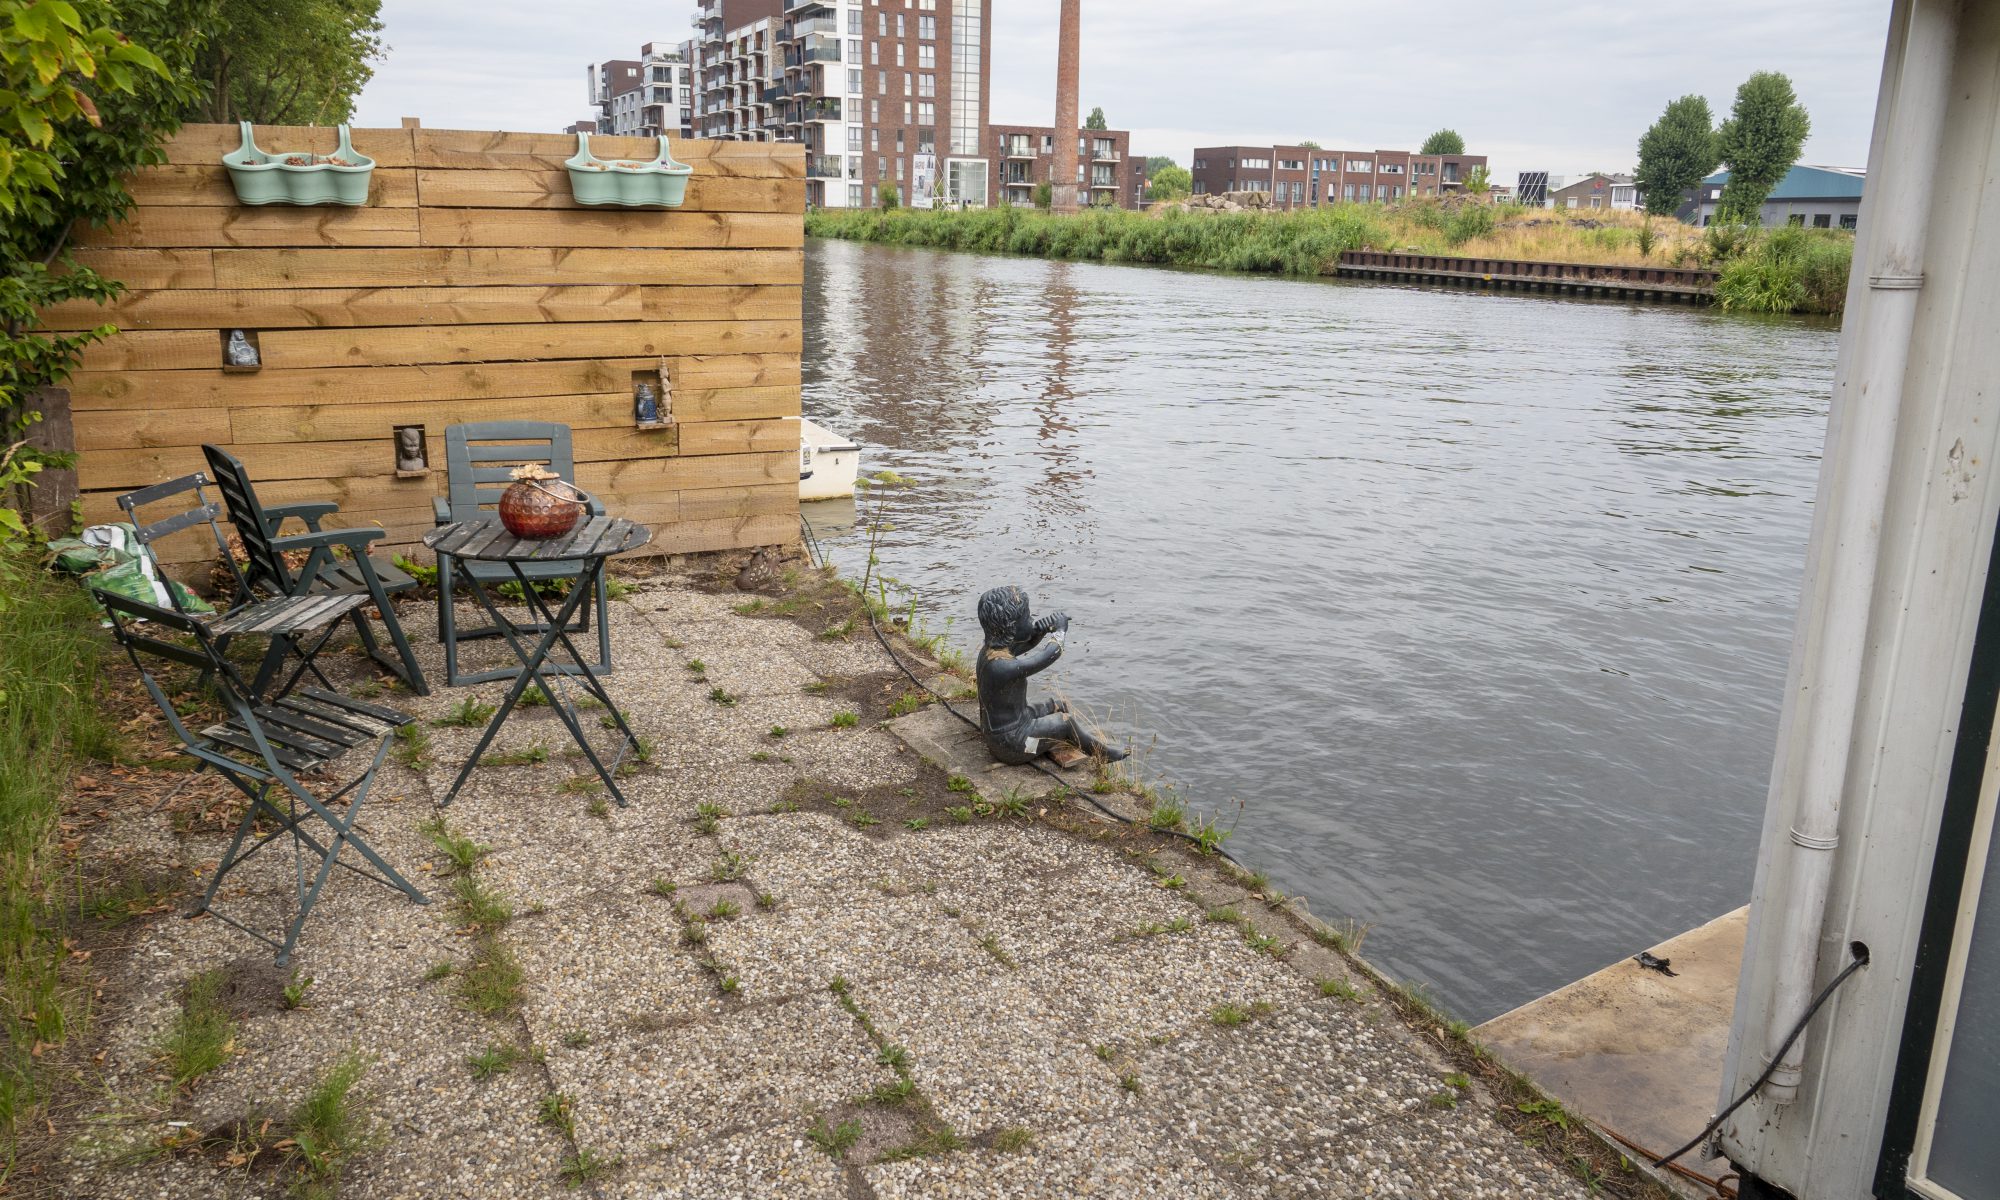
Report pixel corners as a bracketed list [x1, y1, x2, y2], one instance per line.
[60, 566, 1591, 1200]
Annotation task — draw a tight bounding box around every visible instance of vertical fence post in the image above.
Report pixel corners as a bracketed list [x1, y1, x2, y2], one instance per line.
[21, 386, 77, 539]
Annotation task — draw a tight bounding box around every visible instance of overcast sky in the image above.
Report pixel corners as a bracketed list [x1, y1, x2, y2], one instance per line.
[355, 0, 1889, 182]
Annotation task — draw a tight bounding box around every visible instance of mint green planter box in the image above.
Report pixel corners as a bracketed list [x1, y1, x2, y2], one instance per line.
[565, 133, 693, 208]
[222, 122, 375, 206]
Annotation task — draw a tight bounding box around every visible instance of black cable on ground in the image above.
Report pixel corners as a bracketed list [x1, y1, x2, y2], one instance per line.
[1653, 944, 1871, 1169]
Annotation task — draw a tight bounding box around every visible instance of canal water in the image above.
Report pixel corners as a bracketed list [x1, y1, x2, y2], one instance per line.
[801, 237, 1837, 1023]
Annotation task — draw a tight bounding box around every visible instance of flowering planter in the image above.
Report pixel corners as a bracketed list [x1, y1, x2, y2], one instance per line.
[564, 132, 692, 209]
[222, 122, 375, 206]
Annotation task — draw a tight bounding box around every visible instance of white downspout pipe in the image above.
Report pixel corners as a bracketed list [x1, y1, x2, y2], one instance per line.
[1760, 0, 1959, 1105]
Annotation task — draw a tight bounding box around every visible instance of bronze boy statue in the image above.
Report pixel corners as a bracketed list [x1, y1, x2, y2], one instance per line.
[975, 585, 1127, 766]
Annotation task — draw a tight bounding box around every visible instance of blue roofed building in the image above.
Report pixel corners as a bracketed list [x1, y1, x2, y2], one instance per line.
[1680, 163, 1867, 229]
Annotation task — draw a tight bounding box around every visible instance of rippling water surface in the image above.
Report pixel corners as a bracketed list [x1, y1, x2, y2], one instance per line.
[801, 238, 1837, 1022]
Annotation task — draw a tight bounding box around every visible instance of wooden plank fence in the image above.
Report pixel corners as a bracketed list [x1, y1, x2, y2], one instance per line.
[54, 124, 806, 565]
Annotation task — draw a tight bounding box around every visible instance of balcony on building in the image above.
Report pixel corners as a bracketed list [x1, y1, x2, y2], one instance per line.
[801, 97, 842, 122]
[788, 14, 837, 38]
[786, 0, 832, 11]
[797, 34, 840, 64]
[1092, 143, 1119, 162]
[808, 155, 845, 179]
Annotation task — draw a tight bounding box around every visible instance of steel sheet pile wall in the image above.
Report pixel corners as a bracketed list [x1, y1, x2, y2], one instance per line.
[48, 124, 804, 564]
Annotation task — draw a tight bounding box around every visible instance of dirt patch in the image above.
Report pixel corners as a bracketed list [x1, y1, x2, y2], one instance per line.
[778, 758, 1044, 841]
[203, 954, 295, 1019]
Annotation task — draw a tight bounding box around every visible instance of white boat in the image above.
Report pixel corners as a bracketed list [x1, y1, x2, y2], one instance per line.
[799, 418, 861, 502]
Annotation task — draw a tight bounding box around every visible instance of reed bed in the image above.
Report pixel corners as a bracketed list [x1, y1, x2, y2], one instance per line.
[806, 200, 1852, 314]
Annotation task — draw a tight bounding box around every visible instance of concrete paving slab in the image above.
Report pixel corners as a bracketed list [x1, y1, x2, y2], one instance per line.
[1474, 907, 1747, 1165]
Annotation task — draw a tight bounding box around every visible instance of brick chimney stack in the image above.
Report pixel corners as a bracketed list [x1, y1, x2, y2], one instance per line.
[1052, 0, 1080, 213]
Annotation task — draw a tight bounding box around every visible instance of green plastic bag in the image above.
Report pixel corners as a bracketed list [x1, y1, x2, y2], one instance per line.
[50, 524, 212, 615]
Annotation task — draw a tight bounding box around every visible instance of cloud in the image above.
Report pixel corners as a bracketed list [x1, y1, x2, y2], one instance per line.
[356, 0, 1887, 182]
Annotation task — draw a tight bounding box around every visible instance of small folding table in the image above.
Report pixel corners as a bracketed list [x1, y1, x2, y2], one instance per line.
[424, 515, 652, 807]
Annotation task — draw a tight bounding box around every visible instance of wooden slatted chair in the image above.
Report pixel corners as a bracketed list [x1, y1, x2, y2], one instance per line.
[201, 444, 429, 696]
[433, 421, 612, 686]
[117, 473, 376, 700]
[96, 589, 426, 963]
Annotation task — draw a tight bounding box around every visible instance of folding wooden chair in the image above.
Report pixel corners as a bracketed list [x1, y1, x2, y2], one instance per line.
[201, 444, 429, 696]
[117, 473, 379, 701]
[433, 421, 612, 686]
[97, 589, 426, 963]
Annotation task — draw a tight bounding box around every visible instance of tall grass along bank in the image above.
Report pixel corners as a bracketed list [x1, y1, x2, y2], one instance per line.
[806, 202, 1852, 315]
[0, 553, 114, 1154]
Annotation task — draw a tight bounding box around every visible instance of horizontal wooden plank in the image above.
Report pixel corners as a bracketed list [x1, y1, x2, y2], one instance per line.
[80, 319, 800, 372]
[162, 125, 418, 168]
[209, 247, 802, 289]
[79, 450, 800, 522]
[73, 405, 232, 450]
[679, 482, 796, 523]
[66, 249, 215, 290]
[417, 208, 801, 250]
[82, 206, 420, 249]
[39, 285, 644, 332]
[91, 498, 801, 566]
[70, 354, 801, 410]
[226, 385, 799, 444]
[648, 511, 799, 556]
[129, 165, 418, 208]
[644, 285, 801, 322]
[678, 417, 799, 457]
[413, 129, 805, 178]
[415, 168, 803, 214]
[78, 417, 785, 492]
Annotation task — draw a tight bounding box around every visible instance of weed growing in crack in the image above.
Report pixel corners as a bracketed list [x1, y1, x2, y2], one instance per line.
[756, 891, 778, 910]
[159, 970, 233, 1088]
[945, 806, 973, 824]
[1319, 978, 1362, 1002]
[868, 1077, 916, 1105]
[390, 723, 432, 771]
[424, 960, 454, 982]
[975, 933, 1016, 969]
[452, 874, 513, 929]
[768, 725, 789, 739]
[562, 1029, 591, 1049]
[457, 939, 525, 1016]
[710, 850, 750, 882]
[829, 711, 859, 729]
[586, 796, 611, 819]
[281, 970, 315, 1011]
[466, 1041, 522, 1079]
[538, 1091, 576, 1139]
[648, 877, 677, 899]
[480, 744, 548, 768]
[421, 816, 489, 875]
[903, 817, 929, 831]
[707, 686, 738, 707]
[1147, 798, 1187, 832]
[705, 898, 741, 921]
[560, 1147, 621, 1186]
[875, 1043, 911, 1071]
[807, 1117, 861, 1158]
[993, 1127, 1033, 1152]
[1118, 1072, 1142, 1096]
[432, 697, 496, 728]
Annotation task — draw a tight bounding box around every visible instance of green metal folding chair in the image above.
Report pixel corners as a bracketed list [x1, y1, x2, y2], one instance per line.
[433, 421, 612, 686]
[96, 588, 426, 963]
[117, 472, 376, 702]
[201, 444, 430, 696]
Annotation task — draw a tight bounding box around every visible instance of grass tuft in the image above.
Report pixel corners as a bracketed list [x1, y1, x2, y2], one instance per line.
[159, 970, 234, 1089]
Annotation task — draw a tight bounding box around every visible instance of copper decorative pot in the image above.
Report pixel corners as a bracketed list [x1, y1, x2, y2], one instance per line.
[498, 468, 584, 539]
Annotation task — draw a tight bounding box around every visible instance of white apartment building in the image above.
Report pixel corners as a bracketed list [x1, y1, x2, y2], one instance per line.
[585, 42, 690, 139]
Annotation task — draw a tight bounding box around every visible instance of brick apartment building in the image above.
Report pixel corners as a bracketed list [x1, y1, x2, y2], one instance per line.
[1190, 144, 1487, 209]
[988, 124, 1146, 209]
[627, 0, 992, 209]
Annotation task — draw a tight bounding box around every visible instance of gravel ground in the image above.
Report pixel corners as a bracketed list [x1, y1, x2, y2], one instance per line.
[56, 568, 1590, 1200]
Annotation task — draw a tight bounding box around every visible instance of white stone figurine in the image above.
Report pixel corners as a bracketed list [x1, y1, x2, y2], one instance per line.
[225, 329, 259, 367]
